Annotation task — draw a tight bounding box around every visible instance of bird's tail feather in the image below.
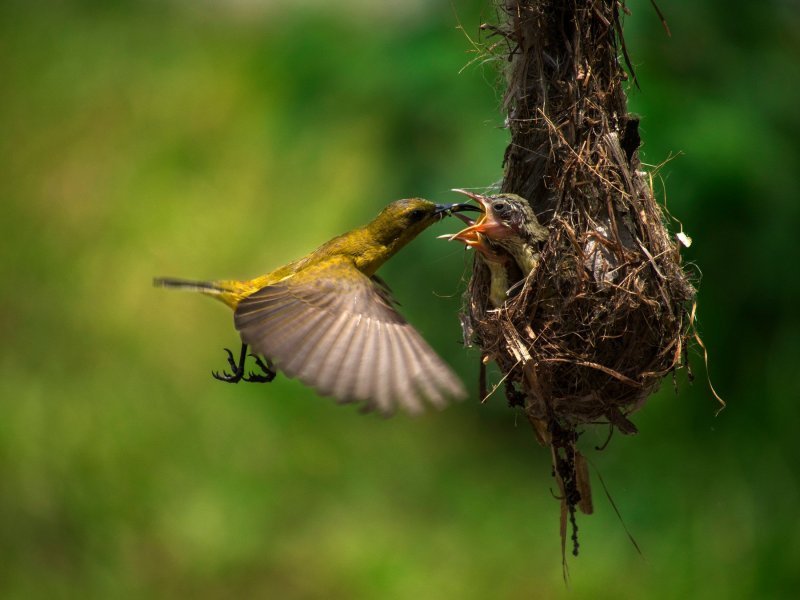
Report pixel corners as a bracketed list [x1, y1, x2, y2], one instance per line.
[153, 277, 226, 295]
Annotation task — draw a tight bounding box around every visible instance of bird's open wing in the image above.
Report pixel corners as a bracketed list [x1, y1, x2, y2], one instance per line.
[233, 257, 466, 415]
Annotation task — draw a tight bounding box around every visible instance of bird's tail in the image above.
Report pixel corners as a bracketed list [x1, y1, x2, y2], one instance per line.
[153, 276, 247, 308]
[153, 276, 232, 302]
[153, 277, 225, 294]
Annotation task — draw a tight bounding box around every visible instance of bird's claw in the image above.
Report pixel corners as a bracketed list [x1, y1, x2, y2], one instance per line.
[223, 347, 238, 371]
[212, 346, 245, 383]
[211, 346, 276, 384]
[244, 371, 275, 383]
[212, 369, 242, 383]
[244, 354, 276, 383]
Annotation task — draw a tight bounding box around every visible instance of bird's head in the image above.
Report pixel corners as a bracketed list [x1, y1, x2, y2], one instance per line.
[442, 190, 549, 261]
[342, 198, 480, 275]
[368, 198, 481, 248]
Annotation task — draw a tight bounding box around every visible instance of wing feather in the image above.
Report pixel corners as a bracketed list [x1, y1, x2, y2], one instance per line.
[351, 317, 378, 404]
[385, 323, 423, 415]
[278, 309, 332, 377]
[331, 316, 369, 402]
[391, 326, 430, 409]
[296, 310, 352, 395]
[372, 323, 393, 414]
[403, 328, 446, 409]
[234, 257, 465, 414]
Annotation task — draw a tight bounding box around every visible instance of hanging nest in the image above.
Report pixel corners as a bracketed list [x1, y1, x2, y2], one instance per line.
[461, 0, 711, 561]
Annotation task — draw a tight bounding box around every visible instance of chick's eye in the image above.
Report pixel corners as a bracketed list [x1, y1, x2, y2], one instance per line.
[408, 209, 425, 222]
[492, 202, 508, 213]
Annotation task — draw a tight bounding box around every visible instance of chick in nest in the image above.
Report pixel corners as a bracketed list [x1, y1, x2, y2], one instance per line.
[443, 189, 549, 307]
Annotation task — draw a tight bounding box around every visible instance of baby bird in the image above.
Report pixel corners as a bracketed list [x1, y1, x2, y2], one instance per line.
[445, 190, 549, 307]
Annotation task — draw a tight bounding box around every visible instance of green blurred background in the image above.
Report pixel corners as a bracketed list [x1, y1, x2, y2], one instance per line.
[2, 1, 798, 597]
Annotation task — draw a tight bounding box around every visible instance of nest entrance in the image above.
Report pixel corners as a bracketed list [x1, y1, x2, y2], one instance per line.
[462, 0, 703, 564]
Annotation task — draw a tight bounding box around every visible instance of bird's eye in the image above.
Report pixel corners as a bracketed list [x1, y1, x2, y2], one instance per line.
[492, 202, 508, 213]
[408, 209, 426, 222]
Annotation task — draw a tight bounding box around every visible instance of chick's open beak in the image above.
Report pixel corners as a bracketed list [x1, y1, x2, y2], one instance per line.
[449, 189, 515, 240]
[438, 190, 506, 263]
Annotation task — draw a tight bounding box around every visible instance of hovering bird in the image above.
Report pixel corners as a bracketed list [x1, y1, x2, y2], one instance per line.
[155, 198, 480, 415]
[444, 190, 549, 307]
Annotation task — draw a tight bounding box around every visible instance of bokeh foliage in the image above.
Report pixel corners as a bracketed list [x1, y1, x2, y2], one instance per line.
[1, 0, 798, 597]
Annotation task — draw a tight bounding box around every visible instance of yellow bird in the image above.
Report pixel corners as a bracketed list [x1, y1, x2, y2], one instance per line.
[155, 198, 480, 415]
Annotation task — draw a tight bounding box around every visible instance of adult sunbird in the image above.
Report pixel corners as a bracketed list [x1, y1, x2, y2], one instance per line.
[155, 198, 480, 415]
[444, 190, 549, 307]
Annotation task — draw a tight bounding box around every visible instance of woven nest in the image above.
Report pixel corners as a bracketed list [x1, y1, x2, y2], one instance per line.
[465, 0, 695, 434]
[466, 196, 694, 433]
[461, 1, 699, 557]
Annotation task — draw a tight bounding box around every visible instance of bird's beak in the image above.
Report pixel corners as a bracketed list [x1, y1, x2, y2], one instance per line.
[447, 189, 514, 240]
[433, 202, 483, 220]
[449, 188, 486, 203]
[436, 190, 506, 262]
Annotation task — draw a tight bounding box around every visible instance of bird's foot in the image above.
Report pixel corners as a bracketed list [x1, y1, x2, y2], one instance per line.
[244, 354, 276, 383]
[212, 346, 247, 383]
